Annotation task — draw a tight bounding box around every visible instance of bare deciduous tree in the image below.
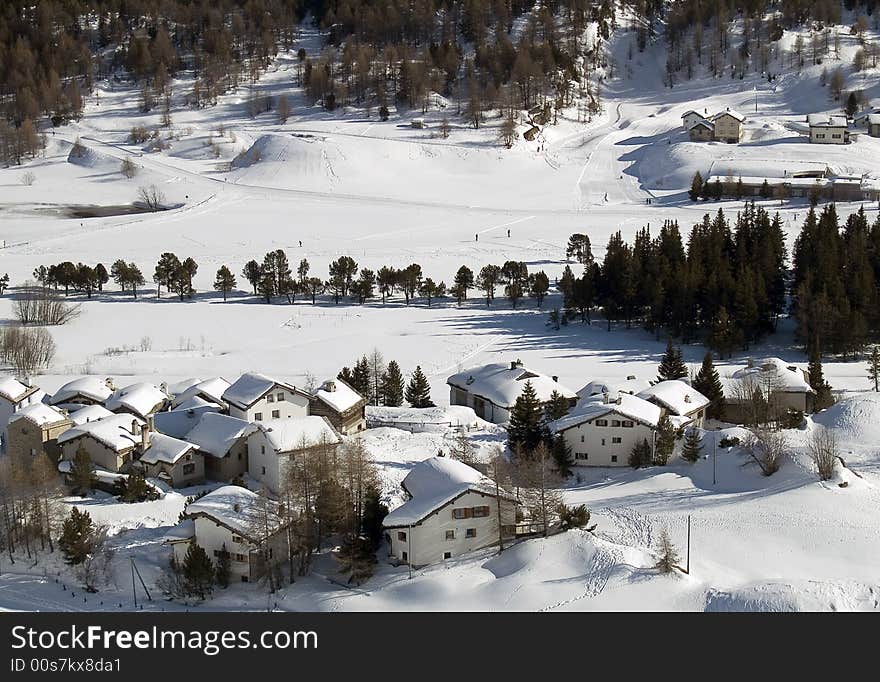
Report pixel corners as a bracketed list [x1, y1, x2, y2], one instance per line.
[0, 325, 56, 375]
[807, 427, 837, 481]
[745, 428, 788, 476]
[137, 184, 166, 210]
[513, 442, 562, 537]
[14, 284, 81, 325]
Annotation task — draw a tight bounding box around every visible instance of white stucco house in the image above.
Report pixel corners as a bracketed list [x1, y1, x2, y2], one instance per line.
[808, 114, 849, 144]
[637, 380, 710, 428]
[549, 392, 661, 466]
[185, 412, 255, 482]
[722, 357, 815, 422]
[57, 413, 146, 472]
[447, 360, 577, 424]
[166, 486, 291, 583]
[247, 416, 342, 493]
[0, 376, 47, 452]
[222, 372, 310, 422]
[383, 457, 517, 568]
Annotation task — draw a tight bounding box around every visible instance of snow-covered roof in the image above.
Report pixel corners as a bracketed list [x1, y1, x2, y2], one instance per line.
[166, 378, 202, 397]
[9, 402, 70, 427]
[366, 405, 482, 428]
[171, 377, 231, 408]
[185, 413, 255, 457]
[153, 402, 221, 439]
[171, 395, 224, 413]
[714, 108, 745, 122]
[808, 113, 847, 128]
[866, 113, 880, 125]
[688, 119, 714, 130]
[549, 392, 662, 433]
[163, 518, 195, 542]
[0, 376, 38, 403]
[184, 485, 284, 538]
[637, 380, 710, 417]
[384, 457, 514, 528]
[69, 404, 114, 426]
[222, 372, 300, 409]
[139, 432, 198, 465]
[312, 378, 364, 413]
[57, 413, 145, 452]
[681, 110, 704, 118]
[447, 361, 576, 409]
[105, 382, 168, 418]
[255, 416, 341, 453]
[576, 377, 651, 403]
[729, 358, 814, 394]
[50, 376, 113, 405]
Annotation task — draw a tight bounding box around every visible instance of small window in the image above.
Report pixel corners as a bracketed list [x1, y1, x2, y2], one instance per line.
[261, 466, 266, 475]
[611, 420, 621, 427]
[622, 420, 634, 428]
[261, 445, 265, 454]
[465, 528, 476, 538]
[241, 576, 248, 583]
[183, 463, 195, 475]
[232, 535, 245, 544]
[443, 552, 452, 560]
[611, 455, 618, 463]
[277, 392, 284, 401]
[445, 530, 455, 540]
[401, 551, 408, 562]
[580, 435, 585, 443]
[255, 412, 263, 421]
[612, 437, 622, 444]
[576, 453, 588, 460]
[595, 419, 608, 427]
[452, 508, 473, 520]
[271, 410, 280, 418]
[267, 394, 274, 403]
[472, 506, 490, 518]
[397, 531, 407, 541]
[601, 438, 605, 446]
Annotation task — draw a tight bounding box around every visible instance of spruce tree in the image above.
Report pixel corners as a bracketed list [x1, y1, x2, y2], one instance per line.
[544, 390, 571, 422]
[657, 339, 688, 382]
[692, 351, 725, 420]
[215, 544, 231, 588]
[59, 507, 95, 565]
[70, 445, 96, 495]
[688, 171, 703, 201]
[681, 428, 703, 463]
[213, 265, 237, 301]
[654, 414, 676, 465]
[550, 435, 574, 478]
[808, 350, 834, 411]
[381, 360, 405, 406]
[361, 485, 389, 548]
[629, 438, 652, 469]
[868, 345, 880, 392]
[352, 356, 371, 397]
[507, 380, 544, 453]
[405, 366, 434, 408]
[182, 542, 214, 600]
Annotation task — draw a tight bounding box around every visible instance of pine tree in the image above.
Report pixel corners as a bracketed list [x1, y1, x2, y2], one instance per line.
[381, 360, 405, 406]
[868, 345, 880, 392]
[692, 351, 725, 420]
[543, 390, 571, 422]
[215, 544, 231, 588]
[242, 260, 261, 294]
[213, 265, 236, 301]
[352, 356, 371, 397]
[657, 339, 688, 381]
[654, 528, 680, 573]
[361, 485, 389, 548]
[681, 428, 703, 463]
[405, 366, 434, 407]
[69, 445, 96, 495]
[550, 434, 574, 478]
[629, 438, 652, 469]
[689, 171, 703, 201]
[507, 380, 544, 453]
[808, 349, 834, 410]
[182, 542, 214, 600]
[59, 507, 95, 565]
[654, 414, 676, 465]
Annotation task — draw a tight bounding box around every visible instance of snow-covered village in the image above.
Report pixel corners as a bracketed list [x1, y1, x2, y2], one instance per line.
[0, 0, 879, 616]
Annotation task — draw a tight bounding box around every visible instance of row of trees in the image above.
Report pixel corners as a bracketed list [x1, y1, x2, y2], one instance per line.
[552, 204, 787, 358]
[337, 350, 434, 408]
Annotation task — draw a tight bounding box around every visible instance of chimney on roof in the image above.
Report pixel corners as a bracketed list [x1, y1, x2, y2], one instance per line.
[147, 414, 155, 431]
[746, 357, 754, 369]
[131, 419, 139, 436]
[23, 376, 32, 387]
[603, 393, 609, 404]
[233, 503, 241, 513]
[616, 396, 622, 405]
[510, 359, 523, 370]
[140, 423, 149, 451]
[160, 382, 168, 394]
[684, 394, 691, 403]
[324, 380, 336, 392]
[552, 376, 558, 383]
[627, 375, 636, 381]
[106, 377, 115, 390]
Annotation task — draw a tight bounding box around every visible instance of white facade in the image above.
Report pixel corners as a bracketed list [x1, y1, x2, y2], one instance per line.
[385, 490, 516, 567]
[0, 386, 46, 452]
[681, 110, 707, 130]
[558, 417, 655, 466]
[247, 428, 288, 493]
[228, 388, 309, 422]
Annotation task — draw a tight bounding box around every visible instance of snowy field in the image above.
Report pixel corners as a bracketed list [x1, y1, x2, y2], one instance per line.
[2, 18, 880, 612]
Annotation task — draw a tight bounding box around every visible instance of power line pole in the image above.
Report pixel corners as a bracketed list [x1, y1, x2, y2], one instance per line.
[713, 432, 717, 486]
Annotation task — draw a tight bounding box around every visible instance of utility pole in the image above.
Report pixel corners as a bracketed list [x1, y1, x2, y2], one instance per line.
[754, 85, 758, 113]
[685, 515, 691, 575]
[408, 525, 413, 580]
[713, 432, 717, 486]
[131, 559, 137, 609]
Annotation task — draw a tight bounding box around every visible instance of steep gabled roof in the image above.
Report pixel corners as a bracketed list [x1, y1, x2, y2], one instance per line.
[0, 376, 40, 404]
[549, 393, 661, 433]
[222, 372, 305, 410]
[171, 377, 231, 408]
[183, 486, 285, 540]
[105, 382, 168, 418]
[185, 413, 255, 457]
[447, 361, 576, 409]
[9, 403, 71, 428]
[50, 376, 113, 405]
[139, 433, 198, 465]
[57, 413, 145, 452]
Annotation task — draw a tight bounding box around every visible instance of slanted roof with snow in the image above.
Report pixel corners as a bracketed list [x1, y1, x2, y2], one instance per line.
[105, 382, 168, 418]
[384, 457, 515, 528]
[57, 413, 145, 452]
[808, 113, 847, 128]
[69, 404, 115, 426]
[255, 416, 341, 453]
[681, 110, 703, 119]
[185, 413, 255, 457]
[50, 376, 113, 405]
[171, 395, 224, 413]
[9, 403, 70, 427]
[714, 108, 745, 122]
[312, 378, 365, 414]
[139, 433, 198, 465]
[688, 119, 714, 131]
[172, 377, 231, 408]
[730, 358, 814, 394]
[637, 380, 710, 417]
[577, 377, 651, 403]
[447, 361, 576, 409]
[166, 378, 202, 397]
[153, 402, 222, 439]
[222, 372, 301, 410]
[184, 485, 284, 539]
[549, 392, 661, 433]
[0, 376, 39, 403]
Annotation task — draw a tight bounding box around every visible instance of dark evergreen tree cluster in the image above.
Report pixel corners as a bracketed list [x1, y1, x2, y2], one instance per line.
[32, 261, 109, 298]
[793, 205, 880, 357]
